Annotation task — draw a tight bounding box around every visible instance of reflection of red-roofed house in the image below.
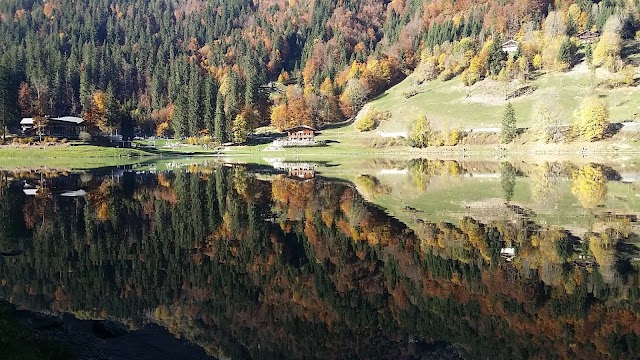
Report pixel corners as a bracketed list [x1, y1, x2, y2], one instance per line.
[272, 161, 316, 179]
[288, 164, 315, 179]
[285, 125, 316, 142]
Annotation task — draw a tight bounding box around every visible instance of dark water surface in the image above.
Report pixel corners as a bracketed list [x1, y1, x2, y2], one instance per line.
[1, 160, 639, 359]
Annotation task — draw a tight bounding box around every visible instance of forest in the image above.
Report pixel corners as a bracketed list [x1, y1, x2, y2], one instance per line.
[0, 165, 639, 359]
[0, 0, 639, 144]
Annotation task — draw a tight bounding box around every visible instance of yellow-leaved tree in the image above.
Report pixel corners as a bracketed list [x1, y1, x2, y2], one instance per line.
[593, 16, 623, 72]
[571, 164, 607, 209]
[572, 97, 609, 141]
[408, 114, 434, 148]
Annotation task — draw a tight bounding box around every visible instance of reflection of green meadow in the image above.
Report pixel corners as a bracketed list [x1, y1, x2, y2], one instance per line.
[312, 160, 640, 235]
[132, 157, 640, 236]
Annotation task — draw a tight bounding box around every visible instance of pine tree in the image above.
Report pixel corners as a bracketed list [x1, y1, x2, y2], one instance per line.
[172, 92, 188, 138]
[244, 56, 261, 108]
[104, 84, 120, 135]
[500, 162, 516, 202]
[214, 92, 226, 143]
[501, 102, 517, 143]
[187, 70, 202, 136]
[0, 66, 18, 142]
[557, 37, 575, 67]
[488, 37, 507, 76]
[203, 77, 217, 136]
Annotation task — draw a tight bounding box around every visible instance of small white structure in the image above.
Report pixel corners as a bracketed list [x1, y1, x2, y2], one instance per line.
[500, 247, 516, 261]
[501, 40, 519, 53]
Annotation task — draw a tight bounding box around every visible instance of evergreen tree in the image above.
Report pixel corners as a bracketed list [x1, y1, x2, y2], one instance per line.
[488, 37, 507, 76]
[104, 84, 120, 134]
[557, 37, 575, 67]
[214, 91, 227, 143]
[187, 70, 203, 136]
[0, 66, 17, 142]
[500, 162, 516, 201]
[203, 77, 217, 136]
[172, 92, 188, 138]
[501, 102, 517, 143]
[244, 56, 262, 108]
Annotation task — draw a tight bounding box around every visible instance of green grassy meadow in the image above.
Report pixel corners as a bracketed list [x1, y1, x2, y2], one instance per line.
[364, 62, 640, 133]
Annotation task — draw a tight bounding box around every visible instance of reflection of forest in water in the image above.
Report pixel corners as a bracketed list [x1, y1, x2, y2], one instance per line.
[0, 162, 639, 360]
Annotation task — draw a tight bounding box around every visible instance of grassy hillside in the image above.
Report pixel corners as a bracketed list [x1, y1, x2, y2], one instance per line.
[360, 61, 640, 133]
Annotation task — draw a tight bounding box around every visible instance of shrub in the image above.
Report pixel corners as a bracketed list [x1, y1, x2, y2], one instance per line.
[621, 64, 636, 86]
[198, 135, 214, 145]
[43, 137, 58, 143]
[438, 68, 454, 81]
[79, 131, 92, 142]
[445, 129, 462, 146]
[60, 138, 68, 143]
[355, 110, 389, 132]
[356, 114, 377, 131]
[12, 137, 35, 144]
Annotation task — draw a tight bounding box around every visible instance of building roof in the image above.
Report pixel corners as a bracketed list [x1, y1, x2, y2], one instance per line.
[20, 116, 85, 125]
[284, 125, 317, 132]
[501, 40, 519, 47]
[54, 116, 85, 124]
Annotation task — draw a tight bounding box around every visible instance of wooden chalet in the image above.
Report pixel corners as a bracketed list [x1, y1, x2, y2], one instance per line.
[20, 116, 85, 139]
[576, 31, 599, 44]
[501, 40, 519, 53]
[284, 125, 317, 142]
[288, 163, 316, 179]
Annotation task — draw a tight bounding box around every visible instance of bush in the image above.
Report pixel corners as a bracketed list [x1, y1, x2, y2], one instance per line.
[79, 131, 92, 142]
[43, 137, 58, 143]
[355, 110, 390, 132]
[186, 136, 198, 145]
[198, 135, 214, 145]
[445, 129, 462, 146]
[60, 138, 68, 143]
[12, 137, 35, 144]
[438, 68, 454, 81]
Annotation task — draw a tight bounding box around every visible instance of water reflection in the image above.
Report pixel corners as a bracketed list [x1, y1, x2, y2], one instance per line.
[0, 161, 639, 359]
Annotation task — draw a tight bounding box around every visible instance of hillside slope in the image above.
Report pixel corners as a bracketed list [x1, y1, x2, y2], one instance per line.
[360, 60, 640, 134]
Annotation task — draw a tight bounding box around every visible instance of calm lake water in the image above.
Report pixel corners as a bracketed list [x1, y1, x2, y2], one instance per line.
[1, 159, 640, 359]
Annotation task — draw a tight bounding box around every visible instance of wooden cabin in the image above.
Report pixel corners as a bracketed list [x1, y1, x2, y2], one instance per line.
[288, 163, 316, 179]
[20, 116, 85, 139]
[501, 40, 519, 53]
[285, 125, 317, 142]
[576, 31, 600, 44]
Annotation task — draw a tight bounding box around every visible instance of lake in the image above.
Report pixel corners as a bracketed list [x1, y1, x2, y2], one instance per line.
[1, 158, 639, 359]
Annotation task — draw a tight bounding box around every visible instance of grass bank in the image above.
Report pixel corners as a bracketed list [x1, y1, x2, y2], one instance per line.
[0, 145, 153, 158]
[0, 145, 158, 170]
